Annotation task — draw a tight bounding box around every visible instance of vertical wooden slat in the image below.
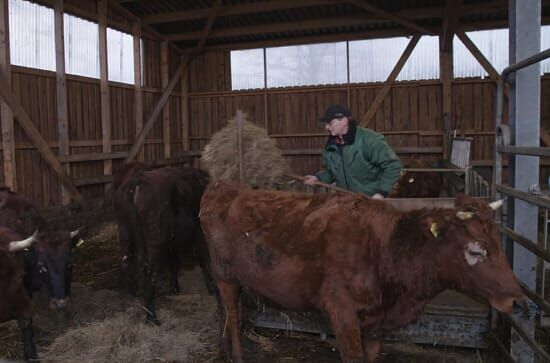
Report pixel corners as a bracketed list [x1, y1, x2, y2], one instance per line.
[133, 21, 144, 161]
[54, 0, 70, 204]
[98, 0, 112, 179]
[0, 0, 16, 190]
[181, 54, 190, 151]
[161, 41, 170, 158]
[440, 43, 453, 159]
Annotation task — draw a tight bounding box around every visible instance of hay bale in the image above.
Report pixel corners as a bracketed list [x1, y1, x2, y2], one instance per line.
[201, 113, 291, 189]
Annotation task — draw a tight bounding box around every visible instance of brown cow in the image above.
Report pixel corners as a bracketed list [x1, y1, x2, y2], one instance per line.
[200, 182, 525, 363]
[112, 165, 213, 324]
[389, 160, 444, 198]
[0, 227, 39, 361]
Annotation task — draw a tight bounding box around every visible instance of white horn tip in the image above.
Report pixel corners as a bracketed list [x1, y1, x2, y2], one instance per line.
[489, 199, 504, 210]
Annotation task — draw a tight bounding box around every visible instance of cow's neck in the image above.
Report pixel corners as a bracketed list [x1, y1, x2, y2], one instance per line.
[373, 211, 446, 330]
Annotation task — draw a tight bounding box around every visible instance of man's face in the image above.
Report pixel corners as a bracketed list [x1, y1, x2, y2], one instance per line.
[325, 117, 349, 136]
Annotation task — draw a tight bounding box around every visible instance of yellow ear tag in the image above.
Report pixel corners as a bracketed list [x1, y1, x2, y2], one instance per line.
[76, 239, 85, 247]
[430, 222, 439, 237]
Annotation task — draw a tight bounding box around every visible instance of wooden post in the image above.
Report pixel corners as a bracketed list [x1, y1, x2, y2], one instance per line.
[359, 35, 420, 127]
[133, 21, 144, 161]
[181, 54, 190, 151]
[439, 43, 453, 159]
[126, 58, 187, 164]
[0, 75, 86, 205]
[98, 0, 112, 181]
[0, 0, 16, 191]
[161, 41, 171, 159]
[54, 0, 70, 204]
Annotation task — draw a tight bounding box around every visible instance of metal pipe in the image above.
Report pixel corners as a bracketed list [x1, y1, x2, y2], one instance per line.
[500, 313, 550, 362]
[519, 281, 550, 317]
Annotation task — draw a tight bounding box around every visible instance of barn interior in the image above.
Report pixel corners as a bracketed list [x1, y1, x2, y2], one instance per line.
[1, 0, 550, 361]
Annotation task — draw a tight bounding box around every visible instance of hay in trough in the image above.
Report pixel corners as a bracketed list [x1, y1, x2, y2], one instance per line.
[201, 112, 291, 189]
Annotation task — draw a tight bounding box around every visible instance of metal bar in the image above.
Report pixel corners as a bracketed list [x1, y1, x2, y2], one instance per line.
[518, 281, 550, 316]
[402, 168, 466, 173]
[496, 225, 550, 262]
[487, 332, 517, 363]
[236, 110, 245, 184]
[500, 313, 550, 362]
[497, 145, 550, 157]
[495, 184, 550, 209]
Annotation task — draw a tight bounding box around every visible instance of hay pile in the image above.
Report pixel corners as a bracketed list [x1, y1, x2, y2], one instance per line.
[41, 293, 218, 362]
[201, 113, 291, 189]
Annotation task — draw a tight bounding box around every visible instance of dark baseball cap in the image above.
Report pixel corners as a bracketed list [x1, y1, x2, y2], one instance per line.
[319, 105, 352, 123]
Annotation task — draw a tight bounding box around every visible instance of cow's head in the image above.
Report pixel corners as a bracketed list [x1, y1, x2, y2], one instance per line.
[29, 228, 84, 309]
[423, 195, 525, 313]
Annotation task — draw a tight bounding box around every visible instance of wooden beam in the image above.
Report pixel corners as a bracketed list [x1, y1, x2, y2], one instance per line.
[439, 41, 453, 158]
[342, 0, 435, 35]
[0, 0, 16, 191]
[98, 0, 112, 181]
[541, 126, 550, 147]
[359, 35, 421, 127]
[132, 21, 144, 161]
[54, 0, 70, 204]
[188, 28, 410, 51]
[195, 0, 223, 52]
[126, 59, 187, 163]
[143, 0, 520, 25]
[0, 75, 85, 205]
[168, 16, 407, 42]
[59, 151, 129, 163]
[181, 55, 190, 151]
[108, 0, 181, 53]
[455, 30, 500, 81]
[142, 0, 333, 24]
[161, 41, 171, 158]
[440, 0, 462, 52]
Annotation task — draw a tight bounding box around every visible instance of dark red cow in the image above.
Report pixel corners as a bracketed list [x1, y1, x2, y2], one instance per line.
[200, 182, 525, 363]
[0, 227, 39, 361]
[0, 187, 82, 310]
[112, 164, 213, 324]
[389, 160, 444, 198]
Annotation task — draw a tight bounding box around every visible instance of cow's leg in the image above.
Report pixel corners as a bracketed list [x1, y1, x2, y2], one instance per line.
[362, 337, 383, 362]
[324, 303, 364, 363]
[194, 229, 216, 295]
[118, 224, 137, 295]
[217, 280, 243, 363]
[17, 318, 37, 361]
[144, 262, 160, 325]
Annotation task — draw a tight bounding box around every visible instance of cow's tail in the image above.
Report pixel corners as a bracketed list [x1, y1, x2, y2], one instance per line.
[126, 182, 147, 270]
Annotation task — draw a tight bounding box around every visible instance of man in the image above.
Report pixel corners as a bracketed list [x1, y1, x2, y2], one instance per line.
[304, 105, 401, 199]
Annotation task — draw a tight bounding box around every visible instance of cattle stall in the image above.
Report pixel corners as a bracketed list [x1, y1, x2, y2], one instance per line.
[0, 0, 550, 362]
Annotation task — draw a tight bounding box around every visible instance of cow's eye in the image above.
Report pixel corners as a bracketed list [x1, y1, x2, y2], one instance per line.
[468, 250, 485, 257]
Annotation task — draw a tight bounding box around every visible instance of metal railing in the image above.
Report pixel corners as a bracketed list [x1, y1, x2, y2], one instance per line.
[493, 47, 550, 361]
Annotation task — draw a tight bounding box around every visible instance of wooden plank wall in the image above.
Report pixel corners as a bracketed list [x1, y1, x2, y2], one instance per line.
[1, 45, 549, 207]
[1, 36, 182, 207]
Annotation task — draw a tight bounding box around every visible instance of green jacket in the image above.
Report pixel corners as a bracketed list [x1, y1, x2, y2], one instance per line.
[316, 123, 402, 197]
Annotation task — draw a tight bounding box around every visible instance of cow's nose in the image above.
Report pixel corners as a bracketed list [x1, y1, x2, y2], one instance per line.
[49, 297, 70, 310]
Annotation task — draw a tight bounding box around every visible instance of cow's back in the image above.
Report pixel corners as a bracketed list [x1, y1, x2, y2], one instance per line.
[200, 181, 386, 311]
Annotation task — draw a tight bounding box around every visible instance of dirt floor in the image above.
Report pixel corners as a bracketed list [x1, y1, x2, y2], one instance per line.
[0, 220, 522, 362]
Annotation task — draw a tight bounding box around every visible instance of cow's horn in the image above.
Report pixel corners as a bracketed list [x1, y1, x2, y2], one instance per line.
[489, 199, 504, 211]
[456, 211, 474, 220]
[70, 229, 79, 238]
[9, 230, 38, 252]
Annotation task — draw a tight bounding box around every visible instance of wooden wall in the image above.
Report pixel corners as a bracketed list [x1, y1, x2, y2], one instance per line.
[1, 37, 550, 207]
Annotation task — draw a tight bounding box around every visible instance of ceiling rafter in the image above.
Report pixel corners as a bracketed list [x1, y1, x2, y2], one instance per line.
[141, 0, 334, 25]
[340, 0, 435, 35]
[167, 15, 417, 42]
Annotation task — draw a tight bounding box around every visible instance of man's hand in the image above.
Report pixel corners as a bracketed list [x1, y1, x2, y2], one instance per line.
[371, 193, 384, 200]
[304, 175, 319, 185]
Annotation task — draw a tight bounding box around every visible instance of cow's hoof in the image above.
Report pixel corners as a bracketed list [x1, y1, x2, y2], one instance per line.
[146, 316, 161, 326]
